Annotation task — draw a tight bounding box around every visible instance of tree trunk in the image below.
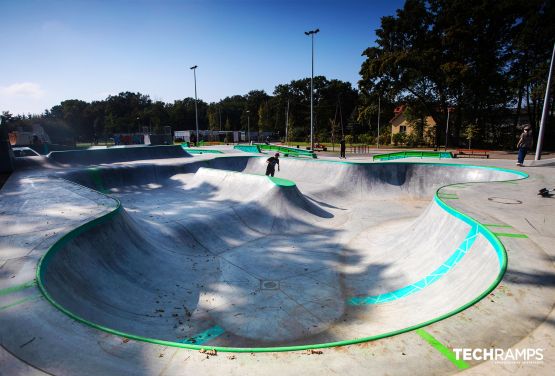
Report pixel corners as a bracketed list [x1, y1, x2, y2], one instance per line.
[514, 84, 524, 140]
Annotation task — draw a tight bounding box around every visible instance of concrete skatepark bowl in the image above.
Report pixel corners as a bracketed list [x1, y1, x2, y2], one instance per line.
[34, 155, 526, 351]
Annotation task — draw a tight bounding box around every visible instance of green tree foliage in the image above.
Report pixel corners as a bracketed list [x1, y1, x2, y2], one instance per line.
[359, 0, 555, 149]
[5, 77, 358, 144]
[258, 101, 270, 135]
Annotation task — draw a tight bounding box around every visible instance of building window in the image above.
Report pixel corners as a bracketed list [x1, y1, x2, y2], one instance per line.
[400, 126, 406, 133]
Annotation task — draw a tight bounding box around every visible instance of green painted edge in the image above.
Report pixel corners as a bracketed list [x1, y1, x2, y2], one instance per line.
[181, 147, 223, 154]
[268, 176, 296, 187]
[0, 280, 37, 297]
[492, 232, 528, 238]
[483, 224, 512, 228]
[35, 158, 527, 353]
[373, 151, 453, 161]
[415, 329, 470, 369]
[233, 145, 262, 153]
[257, 144, 317, 158]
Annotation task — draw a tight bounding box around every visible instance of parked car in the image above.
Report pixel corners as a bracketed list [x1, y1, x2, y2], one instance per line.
[12, 147, 41, 157]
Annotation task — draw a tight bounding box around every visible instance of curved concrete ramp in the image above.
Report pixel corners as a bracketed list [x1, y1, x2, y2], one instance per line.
[47, 145, 191, 166]
[38, 157, 524, 350]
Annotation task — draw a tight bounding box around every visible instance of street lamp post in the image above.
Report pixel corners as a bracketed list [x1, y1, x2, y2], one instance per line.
[190, 65, 199, 143]
[377, 97, 381, 149]
[246, 110, 250, 143]
[535, 42, 555, 161]
[445, 107, 450, 151]
[305, 28, 319, 151]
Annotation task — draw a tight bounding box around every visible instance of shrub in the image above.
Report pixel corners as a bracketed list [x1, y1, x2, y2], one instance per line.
[392, 133, 406, 146]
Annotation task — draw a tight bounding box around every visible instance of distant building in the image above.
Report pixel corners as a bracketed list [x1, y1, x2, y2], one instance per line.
[8, 124, 51, 146]
[390, 105, 436, 144]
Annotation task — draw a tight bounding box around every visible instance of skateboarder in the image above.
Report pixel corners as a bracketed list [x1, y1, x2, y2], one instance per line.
[266, 153, 280, 177]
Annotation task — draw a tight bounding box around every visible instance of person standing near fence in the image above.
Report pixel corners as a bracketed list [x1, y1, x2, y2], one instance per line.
[516, 125, 533, 167]
[340, 138, 346, 159]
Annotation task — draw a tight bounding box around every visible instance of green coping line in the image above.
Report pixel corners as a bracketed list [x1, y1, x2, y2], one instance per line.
[483, 224, 513, 228]
[492, 232, 528, 238]
[0, 280, 37, 297]
[415, 329, 470, 370]
[0, 295, 43, 311]
[35, 158, 527, 353]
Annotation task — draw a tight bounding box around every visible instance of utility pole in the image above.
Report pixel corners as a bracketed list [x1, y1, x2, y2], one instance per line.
[219, 106, 222, 131]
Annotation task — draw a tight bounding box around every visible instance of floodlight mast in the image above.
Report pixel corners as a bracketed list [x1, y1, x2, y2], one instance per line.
[535, 42, 555, 161]
[190, 65, 199, 143]
[305, 28, 320, 152]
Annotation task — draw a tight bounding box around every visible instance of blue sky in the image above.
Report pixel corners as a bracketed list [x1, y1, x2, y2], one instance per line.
[0, 0, 404, 115]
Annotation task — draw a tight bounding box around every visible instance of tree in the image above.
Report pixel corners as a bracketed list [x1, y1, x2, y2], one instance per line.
[463, 123, 479, 149]
[358, 0, 552, 149]
[258, 101, 270, 137]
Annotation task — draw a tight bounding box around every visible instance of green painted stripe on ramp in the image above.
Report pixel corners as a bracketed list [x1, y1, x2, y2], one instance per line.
[179, 325, 225, 345]
[0, 295, 42, 311]
[492, 232, 528, 238]
[0, 280, 37, 297]
[415, 329, 470, 370]
[483, 224, 512, 228]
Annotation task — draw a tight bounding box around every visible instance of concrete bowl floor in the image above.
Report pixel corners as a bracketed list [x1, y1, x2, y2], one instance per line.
[37, 156, 524, 349]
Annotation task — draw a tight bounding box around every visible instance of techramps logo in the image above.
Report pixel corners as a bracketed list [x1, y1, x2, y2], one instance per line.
[454, 348, 544, 365]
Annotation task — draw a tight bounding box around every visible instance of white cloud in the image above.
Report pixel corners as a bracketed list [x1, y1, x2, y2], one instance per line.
[0, 82, 45, 98]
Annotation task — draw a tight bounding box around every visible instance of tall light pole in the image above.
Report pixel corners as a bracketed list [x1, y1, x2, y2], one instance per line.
[305, 28, 319, 151]
[246, 110, 250, 143]
[445, 107, 451, 151]
[285, 99, 290, 145]
[535, 42, 555, 161]
[190, 65, 199, 143]
[377, 97, 381, 149]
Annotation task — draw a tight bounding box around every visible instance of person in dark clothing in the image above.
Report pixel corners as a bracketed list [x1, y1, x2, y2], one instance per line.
[265, 153, 280, 177]
[516, 125, 533, 166]
[190, 132, 197, 147]
[339, 138, 346, 159]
